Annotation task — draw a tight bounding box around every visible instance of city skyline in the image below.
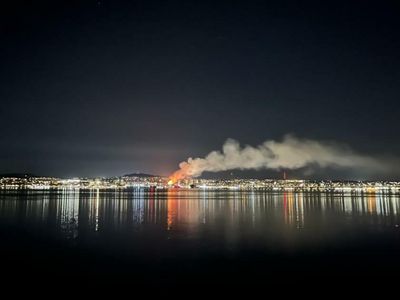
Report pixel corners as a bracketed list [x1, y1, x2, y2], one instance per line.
[1, 172, 399, 193]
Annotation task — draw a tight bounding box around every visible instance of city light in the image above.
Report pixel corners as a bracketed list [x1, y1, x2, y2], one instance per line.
[1, 175, 399, 193]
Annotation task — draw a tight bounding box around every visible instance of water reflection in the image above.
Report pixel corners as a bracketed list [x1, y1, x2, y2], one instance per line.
[0, 189, 399, 242]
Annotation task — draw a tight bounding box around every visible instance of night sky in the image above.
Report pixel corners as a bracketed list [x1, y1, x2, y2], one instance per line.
[1, 0, 399, 179]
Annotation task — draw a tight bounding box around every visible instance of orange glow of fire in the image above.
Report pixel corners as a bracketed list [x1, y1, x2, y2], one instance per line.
[168, 168, 190, 186]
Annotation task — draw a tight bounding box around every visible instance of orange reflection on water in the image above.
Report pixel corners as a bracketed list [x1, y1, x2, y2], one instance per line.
[166, 189, 204, 231]
[283, 191, 304, 228]
[167, 189, 178, 230]
[367, 192, 377, 214]
[284, 191, 295, 225]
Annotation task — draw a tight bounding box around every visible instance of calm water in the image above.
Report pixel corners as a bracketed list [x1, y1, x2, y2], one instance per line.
[1, 189, 400, 285]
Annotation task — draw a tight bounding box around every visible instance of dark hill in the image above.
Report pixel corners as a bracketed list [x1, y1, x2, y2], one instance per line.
[122, 173, 158, 178]
[0, 173, 40, 178]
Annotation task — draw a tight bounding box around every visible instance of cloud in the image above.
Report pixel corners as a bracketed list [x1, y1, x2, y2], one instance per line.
[170, 135, 385, 180]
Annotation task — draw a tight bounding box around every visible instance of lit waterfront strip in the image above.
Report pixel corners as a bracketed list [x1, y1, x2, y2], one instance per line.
[0, 176, 399, 193]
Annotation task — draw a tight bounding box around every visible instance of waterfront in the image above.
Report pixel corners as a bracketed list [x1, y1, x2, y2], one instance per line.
[2, 174, 400, 192]
[1, 189, 400, 286]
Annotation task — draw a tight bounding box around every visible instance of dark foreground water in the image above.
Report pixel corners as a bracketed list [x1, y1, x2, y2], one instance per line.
[1, 189, 400, 288]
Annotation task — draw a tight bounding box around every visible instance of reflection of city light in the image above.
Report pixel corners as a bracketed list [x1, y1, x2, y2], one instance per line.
[95, 189, 99, 231]
[1, 189, 400, 240]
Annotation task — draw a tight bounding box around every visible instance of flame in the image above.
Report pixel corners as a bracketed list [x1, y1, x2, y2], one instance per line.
[168, 164, 193, 186]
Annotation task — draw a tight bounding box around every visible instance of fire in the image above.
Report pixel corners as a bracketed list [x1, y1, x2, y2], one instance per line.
[167, 166, 192, 187]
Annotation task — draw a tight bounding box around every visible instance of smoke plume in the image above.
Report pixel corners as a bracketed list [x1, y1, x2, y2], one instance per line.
[170, 135, 384, 180]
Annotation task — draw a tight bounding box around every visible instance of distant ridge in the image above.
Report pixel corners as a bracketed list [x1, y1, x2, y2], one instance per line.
[122, 173, 158, 178]
[0, 173, 41, 178]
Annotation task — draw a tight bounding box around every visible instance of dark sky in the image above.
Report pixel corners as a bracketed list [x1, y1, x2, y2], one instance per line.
[1, 0, 399, 179]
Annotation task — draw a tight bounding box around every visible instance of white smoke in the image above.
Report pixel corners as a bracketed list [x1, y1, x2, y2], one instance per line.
[170, 135, 383, 180]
